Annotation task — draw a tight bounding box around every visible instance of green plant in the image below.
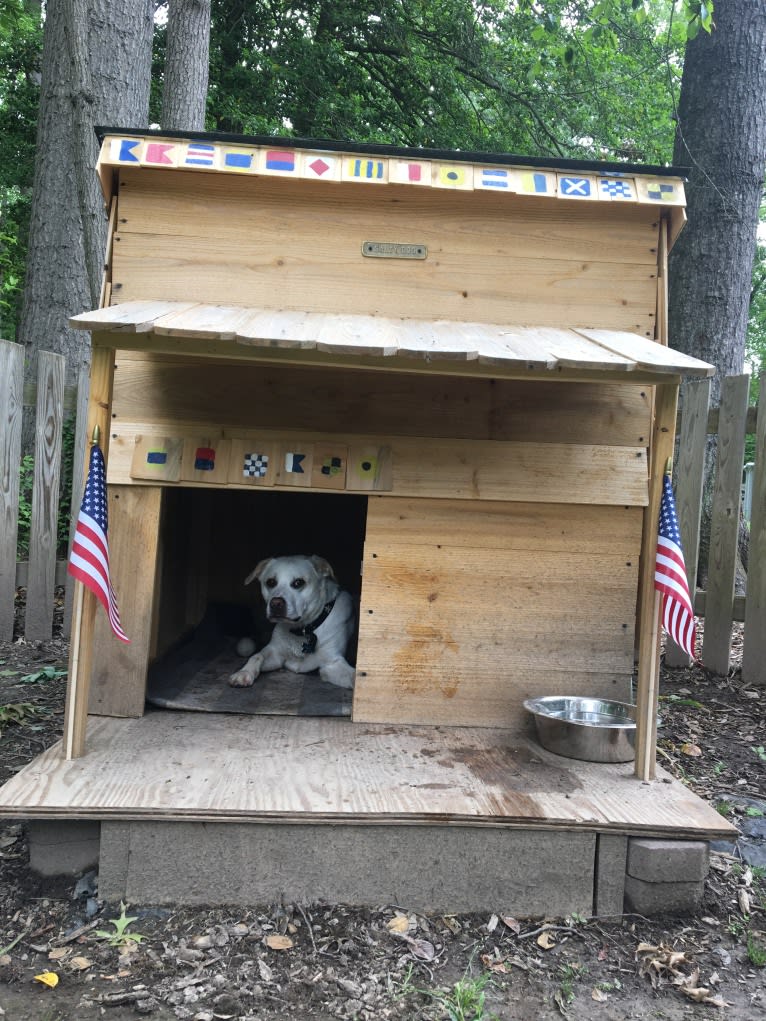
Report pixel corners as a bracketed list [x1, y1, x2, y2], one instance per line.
[20, 665, 67, 684]
[556, 962, 588, 1007]
[747, 933, 766, 967]
[715, 800, 733, 817]
[430, 972, 496, 1021]
[745, 807, 764, 818]
[93, 903, 146, 948]
[751, 746, 766, 763]
[0, 701, 40, 734]
[713, 761, 727, 775]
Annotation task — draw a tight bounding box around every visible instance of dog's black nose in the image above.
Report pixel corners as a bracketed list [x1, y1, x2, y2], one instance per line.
[269, 596, 287, 617]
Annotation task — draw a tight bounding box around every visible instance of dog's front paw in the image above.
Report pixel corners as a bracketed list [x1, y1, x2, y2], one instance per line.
[320, 660, 356, 689]
[229, 669, 257, 687]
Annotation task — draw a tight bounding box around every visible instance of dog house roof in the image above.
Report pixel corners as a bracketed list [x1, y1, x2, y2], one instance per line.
[76, 129, 713, 382]
[71, 301, 713, 380]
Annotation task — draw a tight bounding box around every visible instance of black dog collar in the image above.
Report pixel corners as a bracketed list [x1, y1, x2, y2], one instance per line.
[290, 598, 336, 654]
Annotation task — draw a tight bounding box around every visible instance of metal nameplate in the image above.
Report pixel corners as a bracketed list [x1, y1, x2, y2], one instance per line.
[362, 241, 427, 260]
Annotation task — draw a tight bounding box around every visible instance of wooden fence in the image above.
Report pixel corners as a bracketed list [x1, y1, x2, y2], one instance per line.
[1, 340, 764, 684]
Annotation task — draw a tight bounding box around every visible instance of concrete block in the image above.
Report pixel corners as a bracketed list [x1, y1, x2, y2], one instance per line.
[594, 834, 627, 917]
[624, 874, 705, 916]
[626, 838, 709, 883]
[27, 820, 100, 876]
[100, 821, 596, 917]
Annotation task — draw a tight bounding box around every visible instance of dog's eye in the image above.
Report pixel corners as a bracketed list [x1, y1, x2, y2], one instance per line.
[265, 577, 277, 589]
[291, 577, 306, 590]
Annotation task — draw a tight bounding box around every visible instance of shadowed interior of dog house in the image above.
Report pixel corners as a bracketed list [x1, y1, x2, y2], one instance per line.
[0, 130, 737, 914]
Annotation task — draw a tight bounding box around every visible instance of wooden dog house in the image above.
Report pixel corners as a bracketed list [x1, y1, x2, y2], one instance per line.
[0, 130, 736, 914]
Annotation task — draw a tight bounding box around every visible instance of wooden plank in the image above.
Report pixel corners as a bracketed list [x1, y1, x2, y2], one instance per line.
[353, 543, 637, 728]
[118, 167, 660, 266]
[110, 356, 651, 447]
[63, 348, 116, 759]
[0, 340, 24, 641]
[742, 373, 766, 685]
[110, 230, 657, 334]
[635, 383, 678, 781]
[63, 363, 90, 636]
[575, 328, 713, 377]
[0, 713, 735, 839]
[365, 498, 644, 555]
[703, 374, 750, 674]
[88, 485, 163, 718]
[70, 299, 196, 332]
[25, 351, 65, 640]
[665, 379, 710, 667]
[105, 422, 650, 507]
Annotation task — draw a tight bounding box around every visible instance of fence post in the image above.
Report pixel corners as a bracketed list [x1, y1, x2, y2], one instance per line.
[63, 363, 91, 636]
[703, 374, 750, 674]
[0, 340, 24, 641]
[25, 351, 66, 640]
[742, 372, 766, 685]
[666, 378, 710, 667]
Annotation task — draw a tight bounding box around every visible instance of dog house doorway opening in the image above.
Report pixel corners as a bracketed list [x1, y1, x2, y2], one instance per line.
[145, 488, 367, 721]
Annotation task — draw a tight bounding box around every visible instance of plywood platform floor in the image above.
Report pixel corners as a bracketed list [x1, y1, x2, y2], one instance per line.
[0, 711, 735, 839]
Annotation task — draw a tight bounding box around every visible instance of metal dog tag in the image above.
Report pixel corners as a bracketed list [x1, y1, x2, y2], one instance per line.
[362, 241, 427, 260]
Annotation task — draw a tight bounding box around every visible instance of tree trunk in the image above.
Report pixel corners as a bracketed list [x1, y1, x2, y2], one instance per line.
[668, 0, 766, 405]
[16, 0, 153, 448]
[161, 0, 211, 131]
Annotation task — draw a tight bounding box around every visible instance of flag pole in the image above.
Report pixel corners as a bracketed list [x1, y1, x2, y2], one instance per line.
[63, 350, 115, 759]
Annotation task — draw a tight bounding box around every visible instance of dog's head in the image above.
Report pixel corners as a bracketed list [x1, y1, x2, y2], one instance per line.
[244, 554, 340, 626]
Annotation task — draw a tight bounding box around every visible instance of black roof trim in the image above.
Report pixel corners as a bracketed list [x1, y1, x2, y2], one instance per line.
[95, 126, 688, 180]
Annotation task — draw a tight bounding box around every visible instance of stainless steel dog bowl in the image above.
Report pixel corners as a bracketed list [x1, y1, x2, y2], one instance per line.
[523, 696, 637, 763]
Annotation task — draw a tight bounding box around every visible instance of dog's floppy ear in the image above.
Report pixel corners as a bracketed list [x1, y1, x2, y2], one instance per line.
[244, 558, 272, 586]
[310, 555, 337, 580]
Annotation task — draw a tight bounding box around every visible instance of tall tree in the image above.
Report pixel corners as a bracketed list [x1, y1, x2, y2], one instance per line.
[668, 0, 766, 404]
[16, 0, 154, 399]
[161, 0, 211, 131]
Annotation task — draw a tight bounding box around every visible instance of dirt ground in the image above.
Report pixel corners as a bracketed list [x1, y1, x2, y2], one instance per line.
[1, 608, 765, 1020]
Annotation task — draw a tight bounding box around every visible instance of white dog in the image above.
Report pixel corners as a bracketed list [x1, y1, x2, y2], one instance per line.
[228, 554, 355, 690]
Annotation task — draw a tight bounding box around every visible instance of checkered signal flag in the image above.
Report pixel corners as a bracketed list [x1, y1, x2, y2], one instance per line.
[67, 436, 130, 643]
[654, 471, 696, 659]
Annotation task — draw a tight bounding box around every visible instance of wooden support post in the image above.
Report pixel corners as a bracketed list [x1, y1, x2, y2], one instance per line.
[63, 346, 115, 759]
[635, 382, 678, 781]
[743, 373, 766, 685]
[0, 340, 23, 642]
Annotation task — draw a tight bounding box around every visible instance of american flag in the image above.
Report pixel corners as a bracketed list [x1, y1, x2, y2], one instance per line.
[655, 474, 695, 658]
[67, 443, 130, 643]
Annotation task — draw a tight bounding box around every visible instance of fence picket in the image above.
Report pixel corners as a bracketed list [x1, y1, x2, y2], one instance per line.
[0, 341, 24, 641]
[703, 374, 750, 674]
[25, 351, 66, 640]
[666, 378, 710, 667]
[742, 373, 766, 685]
[63, 364, 90, 634]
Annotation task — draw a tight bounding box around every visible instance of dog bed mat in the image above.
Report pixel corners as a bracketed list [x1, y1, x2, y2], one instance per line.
[146, 639, 352, 718]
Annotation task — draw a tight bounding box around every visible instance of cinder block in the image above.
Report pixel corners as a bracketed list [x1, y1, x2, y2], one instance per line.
[27, 820, 100, 876]
[594, 834, 627, 917]
[626, 838, 709, 883]
[624, 874, 704, 916]
[100, 821, 596, 917]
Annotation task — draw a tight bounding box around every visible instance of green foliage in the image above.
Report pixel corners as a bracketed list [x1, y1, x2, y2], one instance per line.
[0, 701, 41, 735]
[19, 665, 67, 684]
[94, 903, 147, 948]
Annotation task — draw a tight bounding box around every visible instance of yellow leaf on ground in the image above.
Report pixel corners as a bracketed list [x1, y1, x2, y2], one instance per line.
[33, 971, 59, 988]
[680, 742, 702, 757]
[591, 987, 609, 1002]
[264, 934, 293, 950]
[537, 931, 556, 950]
[386, 914, 411, 934]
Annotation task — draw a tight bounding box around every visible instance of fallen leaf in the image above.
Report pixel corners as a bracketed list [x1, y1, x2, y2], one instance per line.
[257, 958, 273, 982]
[537, 931, 556, 950]
[481, 954, 507, 973]
[680, 742, 702, 757]
[591, 987, 608, 1002]
[502, 916, 521, 934]
[737, 888, 751, 915]
[486, 914, 499, 932]
[264, 934, 293, 951]
[33, 971, 59, 988]
[407, 938, 435, 961]
[441, 916, 461, 935]
[386, 914, 411, 934]
[48, 947, 71, 961]
[69, 956, 92, 971]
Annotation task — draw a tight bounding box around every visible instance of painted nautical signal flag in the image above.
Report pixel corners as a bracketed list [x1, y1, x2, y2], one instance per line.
[67, 443, 130, 643]
[654, 474, 695, 658]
